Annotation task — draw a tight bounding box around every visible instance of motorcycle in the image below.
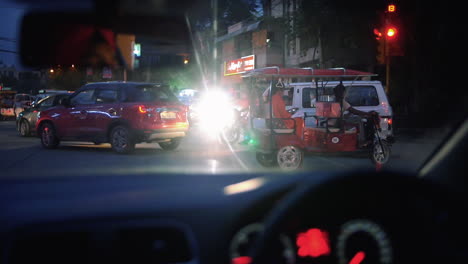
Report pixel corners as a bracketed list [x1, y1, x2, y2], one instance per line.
[221, 108, 250, 144]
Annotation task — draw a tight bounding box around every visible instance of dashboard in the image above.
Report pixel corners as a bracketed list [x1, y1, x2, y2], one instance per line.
[0, 171, 466, 264]
[230, 220, 392, 264]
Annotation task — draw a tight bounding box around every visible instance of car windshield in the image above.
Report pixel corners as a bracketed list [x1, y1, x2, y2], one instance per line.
[0, 0, 461, 178]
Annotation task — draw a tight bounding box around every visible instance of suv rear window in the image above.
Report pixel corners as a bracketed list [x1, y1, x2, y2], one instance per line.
[130, 85, 178, 103]
[345, 86, 379, 106]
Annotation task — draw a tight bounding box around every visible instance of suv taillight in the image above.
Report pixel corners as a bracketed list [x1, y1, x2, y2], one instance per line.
[138, 105, 147, 114]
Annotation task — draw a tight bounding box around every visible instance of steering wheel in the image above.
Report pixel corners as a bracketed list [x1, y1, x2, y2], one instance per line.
[250, 172, 467, 264]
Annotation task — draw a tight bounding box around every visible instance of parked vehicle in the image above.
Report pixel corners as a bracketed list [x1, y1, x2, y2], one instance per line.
[16, 93, 69, 137]
[0, 90, 16, 120]
[13, 93, 34, 118]
[33, 90, 70, 105]
[286, 80, 394, 141]
[36, 82, 189, 154]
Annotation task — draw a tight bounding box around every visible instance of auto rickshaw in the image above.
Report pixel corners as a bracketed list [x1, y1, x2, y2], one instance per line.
[243, 67, 391, 170]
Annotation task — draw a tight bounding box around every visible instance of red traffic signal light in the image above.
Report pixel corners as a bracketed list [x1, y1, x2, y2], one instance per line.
[386, 27, 397, 38]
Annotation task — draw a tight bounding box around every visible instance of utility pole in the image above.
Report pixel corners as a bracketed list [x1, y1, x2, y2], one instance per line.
[385, 31, 390, 94]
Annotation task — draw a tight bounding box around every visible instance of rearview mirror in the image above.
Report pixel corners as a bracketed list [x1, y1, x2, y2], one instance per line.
[19, 11, 191, 69]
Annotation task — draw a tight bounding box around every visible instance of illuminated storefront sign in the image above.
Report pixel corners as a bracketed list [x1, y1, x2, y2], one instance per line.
[224, 55, 255, 76]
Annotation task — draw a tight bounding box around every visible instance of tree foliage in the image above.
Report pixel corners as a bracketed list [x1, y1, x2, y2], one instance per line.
[186, 0, 260, 87]
[293, 0, 380, 66]
[188, 0, 259, 31]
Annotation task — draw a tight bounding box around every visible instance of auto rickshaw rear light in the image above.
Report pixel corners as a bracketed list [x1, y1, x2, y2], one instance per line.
[387, 118, 393, 125]
[138, 105, 147, 114]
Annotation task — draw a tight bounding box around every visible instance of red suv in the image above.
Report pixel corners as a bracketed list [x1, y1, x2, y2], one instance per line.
[36, 82, 189, 153]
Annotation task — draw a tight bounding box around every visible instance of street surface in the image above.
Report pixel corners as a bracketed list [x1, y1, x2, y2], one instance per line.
[0, 121, 442, 178]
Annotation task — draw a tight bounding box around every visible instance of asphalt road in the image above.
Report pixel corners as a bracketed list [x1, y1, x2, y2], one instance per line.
[0, 121, 442, 178]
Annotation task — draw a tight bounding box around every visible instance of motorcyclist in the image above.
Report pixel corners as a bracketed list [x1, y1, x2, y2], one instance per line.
[334, 81, 379, 147]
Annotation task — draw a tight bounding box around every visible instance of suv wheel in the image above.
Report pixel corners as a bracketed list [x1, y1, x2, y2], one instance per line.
[159, 138, 182, 151]
[110, 125, 135, 154]
[40, 123, 60, 149]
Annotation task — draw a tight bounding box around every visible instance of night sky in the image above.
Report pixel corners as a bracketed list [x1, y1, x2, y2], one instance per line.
[0, 2, 23, 67]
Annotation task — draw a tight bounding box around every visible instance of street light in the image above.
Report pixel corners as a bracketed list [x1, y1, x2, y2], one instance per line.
[49, 69, 54, 73]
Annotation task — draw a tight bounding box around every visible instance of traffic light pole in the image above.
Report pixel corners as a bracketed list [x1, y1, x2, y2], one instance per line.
[385, 36, 390, 94]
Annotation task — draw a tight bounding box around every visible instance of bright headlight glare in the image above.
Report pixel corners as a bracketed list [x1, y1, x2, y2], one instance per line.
[197, 90, 235, 134]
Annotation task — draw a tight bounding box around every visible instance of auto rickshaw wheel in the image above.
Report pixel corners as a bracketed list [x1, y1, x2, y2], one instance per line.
[371, 140, 390, 165]
[277, 146, 303, 171]
[256, 152, 277, 167]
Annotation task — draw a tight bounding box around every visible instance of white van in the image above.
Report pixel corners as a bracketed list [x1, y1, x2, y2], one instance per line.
[286, 81, 394, 140]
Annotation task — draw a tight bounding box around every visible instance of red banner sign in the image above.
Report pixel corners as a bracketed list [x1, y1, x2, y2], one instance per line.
[224, 55, 255, 76]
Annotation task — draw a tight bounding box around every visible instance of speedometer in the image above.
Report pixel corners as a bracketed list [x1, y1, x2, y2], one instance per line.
[230, 223, 295, 264]
[337, 219, 393, 264]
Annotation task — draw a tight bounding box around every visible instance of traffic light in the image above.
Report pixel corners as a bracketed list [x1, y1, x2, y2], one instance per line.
[386, 27, 397, 38]
[385, 3, 403, 56]
[374, 28, 385, 64]
[387, 27, 397, 39]
[386, 25, 403, 56]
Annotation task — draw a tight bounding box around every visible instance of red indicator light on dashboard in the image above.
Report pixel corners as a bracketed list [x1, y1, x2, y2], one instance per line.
[296, 228, 331, 258]
[231, 256, 252, 264]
